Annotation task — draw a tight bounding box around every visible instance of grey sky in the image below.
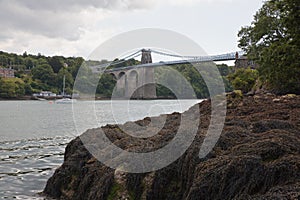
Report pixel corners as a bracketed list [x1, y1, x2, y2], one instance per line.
[0, 0, 263, 59]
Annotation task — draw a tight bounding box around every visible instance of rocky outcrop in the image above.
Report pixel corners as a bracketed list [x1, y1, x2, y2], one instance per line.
[43, 94, 300, 200]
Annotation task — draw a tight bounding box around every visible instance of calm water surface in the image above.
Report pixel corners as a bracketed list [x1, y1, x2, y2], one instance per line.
[0, 99, 201, 199]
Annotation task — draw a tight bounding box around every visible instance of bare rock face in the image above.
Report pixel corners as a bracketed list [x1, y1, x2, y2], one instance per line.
[43, 94, 300, 200]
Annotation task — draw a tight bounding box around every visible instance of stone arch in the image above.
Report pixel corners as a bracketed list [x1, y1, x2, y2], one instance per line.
[118, 71, 126, 79]
[114, 71, 126, 98]
[109, 73, 117, 80]
[129, 70, 138, 85]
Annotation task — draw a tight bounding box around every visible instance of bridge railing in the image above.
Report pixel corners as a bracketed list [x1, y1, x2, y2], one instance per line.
[88, 49, 245, 73]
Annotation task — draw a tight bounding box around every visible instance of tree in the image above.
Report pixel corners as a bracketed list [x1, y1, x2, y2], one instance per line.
[48, 56, 64, 73]
[70, 57, 84, 79]
[217, 64, 233, 77]
[31, 64, 56, 87]
[0, 78, 25, 98]
[22, 51, 28, 58]
[96, 74, 117, 97]
[14, 78, 25, 96]
[0, 79, 16, 97]
[24, 83, 33, 95]
[238, 0, 300, 94]
[0, 55, 9, 66]
[228, 68, 259, 93]
[24, 57, 34, 69]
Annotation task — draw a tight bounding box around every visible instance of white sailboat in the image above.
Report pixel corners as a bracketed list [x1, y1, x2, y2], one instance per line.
[55, 75, 76, 104]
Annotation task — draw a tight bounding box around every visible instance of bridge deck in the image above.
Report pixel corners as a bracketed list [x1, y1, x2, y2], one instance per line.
[104, 52, 237, 73]
[89, 50, 243, 73]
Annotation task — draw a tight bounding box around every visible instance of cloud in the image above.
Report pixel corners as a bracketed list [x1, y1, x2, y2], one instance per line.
[14, 0, 156, 11]
[0, 0, 245, 58]
[0, 0, 157, 41]
[165, 0, 235, 6]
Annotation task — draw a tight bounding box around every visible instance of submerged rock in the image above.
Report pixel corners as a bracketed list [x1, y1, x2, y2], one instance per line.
[43, 94, 300, 200]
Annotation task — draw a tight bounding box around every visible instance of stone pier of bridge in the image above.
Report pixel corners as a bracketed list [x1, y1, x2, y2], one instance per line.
[109, 49, 157, 99]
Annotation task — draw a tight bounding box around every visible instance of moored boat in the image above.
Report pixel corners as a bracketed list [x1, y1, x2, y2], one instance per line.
[55, 98, 77, 104]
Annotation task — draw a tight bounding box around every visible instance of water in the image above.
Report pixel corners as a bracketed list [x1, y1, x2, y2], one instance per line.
[0, 99, 201, 199]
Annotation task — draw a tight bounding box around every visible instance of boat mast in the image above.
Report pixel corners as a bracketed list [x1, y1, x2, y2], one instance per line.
[62, 75, 65, 96]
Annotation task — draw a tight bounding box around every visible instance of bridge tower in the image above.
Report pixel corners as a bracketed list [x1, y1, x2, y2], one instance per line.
[134, 49, 155, 99]
[141, 49, 152, 64]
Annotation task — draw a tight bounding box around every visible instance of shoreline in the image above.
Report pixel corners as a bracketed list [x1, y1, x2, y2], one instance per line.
[0, 96, 198, 101]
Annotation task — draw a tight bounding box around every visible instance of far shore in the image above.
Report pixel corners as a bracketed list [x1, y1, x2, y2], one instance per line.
[0, 96, 184, 101]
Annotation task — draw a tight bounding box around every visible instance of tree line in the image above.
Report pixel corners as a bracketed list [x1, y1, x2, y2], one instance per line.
[0, 50, 233, 99]
[0, 51, 86, 98]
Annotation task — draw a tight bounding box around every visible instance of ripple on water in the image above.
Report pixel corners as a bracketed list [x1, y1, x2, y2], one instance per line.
[0, 136, 71, 199]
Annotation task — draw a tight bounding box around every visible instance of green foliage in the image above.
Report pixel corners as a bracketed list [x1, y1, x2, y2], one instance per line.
[155, 63, 232, 99]
[228, 68, 259, 93]
[30, 79, 50, 91]
[109, 58, 141, 69]
[57, 68, 74, 94]
[219, 64, 234, 92]
[0, 50, 95, 98]
[222, 76, 234, 92]
[96, 74, 116, 97]
[32, 64, 56, 87]
[24, 83, 33, 95]
[0, 78, 25, 98]
[217, 64, 233, 76]
[73, 62, 98, 94]
[156, 84, 175, 98]
[155, 65, 200, 98]
[0, 55, 9, 66]
[70, 57, 84, 79]
[238, 0, 300, 94]
[75, 76, 96, 94]
[259, 41, 300, 94]
[48, 56, 65, 73]
[24, 57, 35, 69]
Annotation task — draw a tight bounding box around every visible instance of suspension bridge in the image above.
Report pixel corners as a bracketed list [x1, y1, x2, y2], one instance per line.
[89, 49, 244, 99]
